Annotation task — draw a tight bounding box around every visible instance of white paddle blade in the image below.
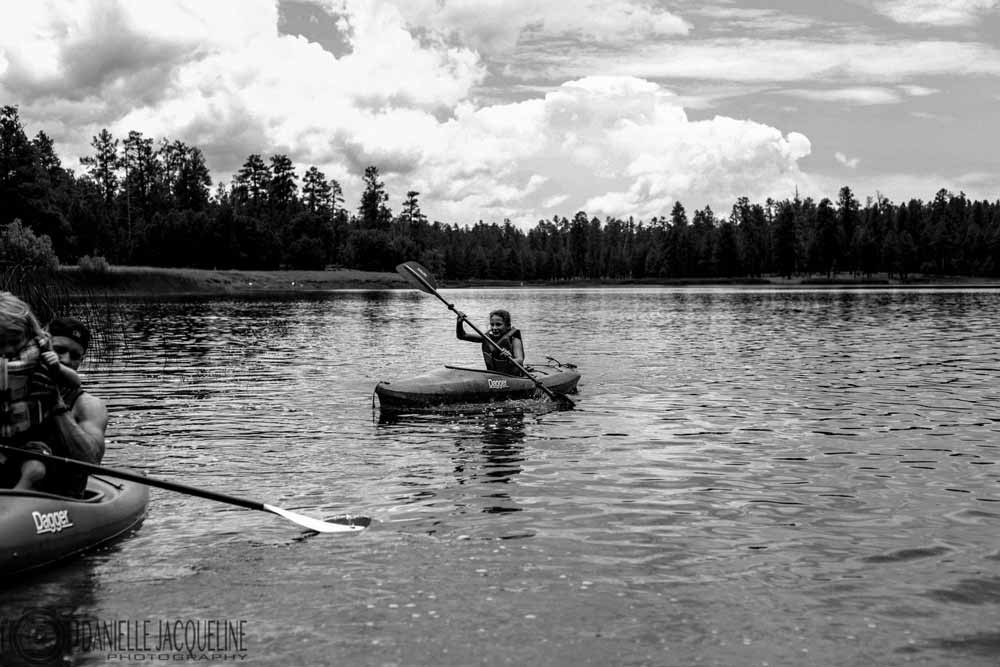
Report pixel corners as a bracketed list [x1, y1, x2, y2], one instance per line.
[263, 504, 368, 533]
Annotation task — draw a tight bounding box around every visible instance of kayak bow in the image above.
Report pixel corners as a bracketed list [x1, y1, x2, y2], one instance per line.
[0, 475, 149, 577]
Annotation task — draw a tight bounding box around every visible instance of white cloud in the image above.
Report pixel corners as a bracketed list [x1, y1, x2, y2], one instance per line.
[380, 0, 691, 54]
[910, 110, 954, 121]
[524, 39, 1000, 84]
[21, 2, 972, 227]
[533, 77, 813, 220]
[689, 6, 819, 34]
[0, 0, 485, 182]
[835, 152, 861, 168]
[780, 87, 903, 105]
[899, 84, 939, 96]
[542, 194, 569, 209]
[375, 76, 817, 224]
[874, 0, 999, 27]
[0, 0, 276, 100]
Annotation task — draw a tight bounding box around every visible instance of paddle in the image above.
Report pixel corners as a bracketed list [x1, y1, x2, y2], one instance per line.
[395, 261, 575, 408]
[0, 444, 369, 534]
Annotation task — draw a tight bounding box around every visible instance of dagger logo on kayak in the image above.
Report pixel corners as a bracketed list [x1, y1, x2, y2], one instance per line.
[32, 509, 74, 534]
[487, 379, 509, 389]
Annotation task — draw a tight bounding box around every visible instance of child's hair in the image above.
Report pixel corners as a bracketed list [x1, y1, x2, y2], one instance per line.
[0, 291, 33, 341]
[489, 309, 511, 327]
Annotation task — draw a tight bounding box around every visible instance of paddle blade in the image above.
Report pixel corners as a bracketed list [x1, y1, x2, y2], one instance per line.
[396, 261, 438, 294]
[263, 504, 369, 534]
[554, 393, 575, 409]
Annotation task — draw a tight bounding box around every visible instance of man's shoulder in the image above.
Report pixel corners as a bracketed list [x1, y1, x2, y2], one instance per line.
[73, 391, 107, 413]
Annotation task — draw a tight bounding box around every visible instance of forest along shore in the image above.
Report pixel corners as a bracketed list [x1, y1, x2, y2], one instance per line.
[51, 266, 1000, 296]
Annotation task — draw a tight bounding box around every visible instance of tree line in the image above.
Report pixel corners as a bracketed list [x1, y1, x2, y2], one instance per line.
[2, 104, 999, 281]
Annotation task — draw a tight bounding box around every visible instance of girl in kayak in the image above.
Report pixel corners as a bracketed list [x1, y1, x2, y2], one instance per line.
[456, 309, 525, 375]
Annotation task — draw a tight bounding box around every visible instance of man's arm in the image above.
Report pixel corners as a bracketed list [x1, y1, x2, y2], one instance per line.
[52, 393, 107, 463]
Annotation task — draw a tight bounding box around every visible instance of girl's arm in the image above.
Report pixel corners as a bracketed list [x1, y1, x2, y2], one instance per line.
[455, 313, 483, 342]
[511, 336, 525, 364]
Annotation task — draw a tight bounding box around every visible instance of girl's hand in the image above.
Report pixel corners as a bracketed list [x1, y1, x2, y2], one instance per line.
[41, 350, 60, 369]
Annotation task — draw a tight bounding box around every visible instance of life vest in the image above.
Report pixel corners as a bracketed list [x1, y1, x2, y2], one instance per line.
[0, 357, 53, 439]
[482, 328, 523, 376]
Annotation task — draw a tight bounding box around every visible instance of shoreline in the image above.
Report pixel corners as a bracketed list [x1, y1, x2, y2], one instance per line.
[53, 266, 1000, 296]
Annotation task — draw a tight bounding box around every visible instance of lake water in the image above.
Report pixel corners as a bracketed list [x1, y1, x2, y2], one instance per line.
[2, 287, 999, 666]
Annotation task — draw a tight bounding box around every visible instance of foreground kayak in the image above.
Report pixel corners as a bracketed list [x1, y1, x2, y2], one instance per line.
[375, 360, 581, 411]
[0, 475, 149, 577]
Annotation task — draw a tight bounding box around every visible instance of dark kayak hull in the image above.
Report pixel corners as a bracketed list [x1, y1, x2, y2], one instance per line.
[375, 363, 580, 411]
[0, 475, 149, 577]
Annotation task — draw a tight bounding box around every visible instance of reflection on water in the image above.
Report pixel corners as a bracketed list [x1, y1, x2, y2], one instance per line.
[450, 413, 526, 515]
[373, 410, 529, 532]
[3, 288, 1000, 666]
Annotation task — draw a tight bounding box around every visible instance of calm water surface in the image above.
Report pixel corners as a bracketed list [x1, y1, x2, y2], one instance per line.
[2, 287, 999, 666]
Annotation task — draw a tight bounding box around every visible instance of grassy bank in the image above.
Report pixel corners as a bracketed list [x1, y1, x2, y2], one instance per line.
[52, 266, 1000, 296]
[60, 266, 409, 295]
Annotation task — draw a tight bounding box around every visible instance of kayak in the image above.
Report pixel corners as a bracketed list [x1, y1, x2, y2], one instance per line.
[0, 475, 149, 577]
[375, 360, 581, 411]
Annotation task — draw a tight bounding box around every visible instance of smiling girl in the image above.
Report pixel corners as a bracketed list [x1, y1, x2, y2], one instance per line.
[455, 309, 525, 376]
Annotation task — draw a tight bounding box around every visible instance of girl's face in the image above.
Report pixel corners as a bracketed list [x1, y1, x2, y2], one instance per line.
[489, 315, 508, 335]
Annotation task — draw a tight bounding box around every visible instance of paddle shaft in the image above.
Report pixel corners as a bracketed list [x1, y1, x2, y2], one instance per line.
[0, 443, 264, 511]
[398, 264, 572, 405]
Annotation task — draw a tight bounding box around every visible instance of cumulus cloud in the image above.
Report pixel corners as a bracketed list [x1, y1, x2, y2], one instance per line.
[874, 0, 999, 27]
[518, 77, 813, 221]
[0, 1, 485, 183]
[354, 76, 816, 224]
[0, 1, 818, 226]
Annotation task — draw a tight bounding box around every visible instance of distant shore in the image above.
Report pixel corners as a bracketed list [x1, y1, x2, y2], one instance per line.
[54, 265, 1000, 296]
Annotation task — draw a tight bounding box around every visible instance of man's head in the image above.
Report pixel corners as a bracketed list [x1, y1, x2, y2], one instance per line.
[0, 292, 34, 359]
[48, 316, 90, 370]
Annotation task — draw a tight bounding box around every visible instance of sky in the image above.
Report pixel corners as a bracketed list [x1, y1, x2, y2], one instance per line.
[1, 0, 998, 228]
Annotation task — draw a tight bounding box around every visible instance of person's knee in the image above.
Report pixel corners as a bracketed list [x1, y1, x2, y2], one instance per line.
[15, 459, 46, 489]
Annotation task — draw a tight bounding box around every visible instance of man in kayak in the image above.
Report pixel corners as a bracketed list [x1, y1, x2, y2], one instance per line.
[0, 294, 106, 498]
[455, 308, 526, 375]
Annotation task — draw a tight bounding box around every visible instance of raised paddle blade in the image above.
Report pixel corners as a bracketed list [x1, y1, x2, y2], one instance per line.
[396, 261, 439, 294]
[263, 504, 368, 533]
